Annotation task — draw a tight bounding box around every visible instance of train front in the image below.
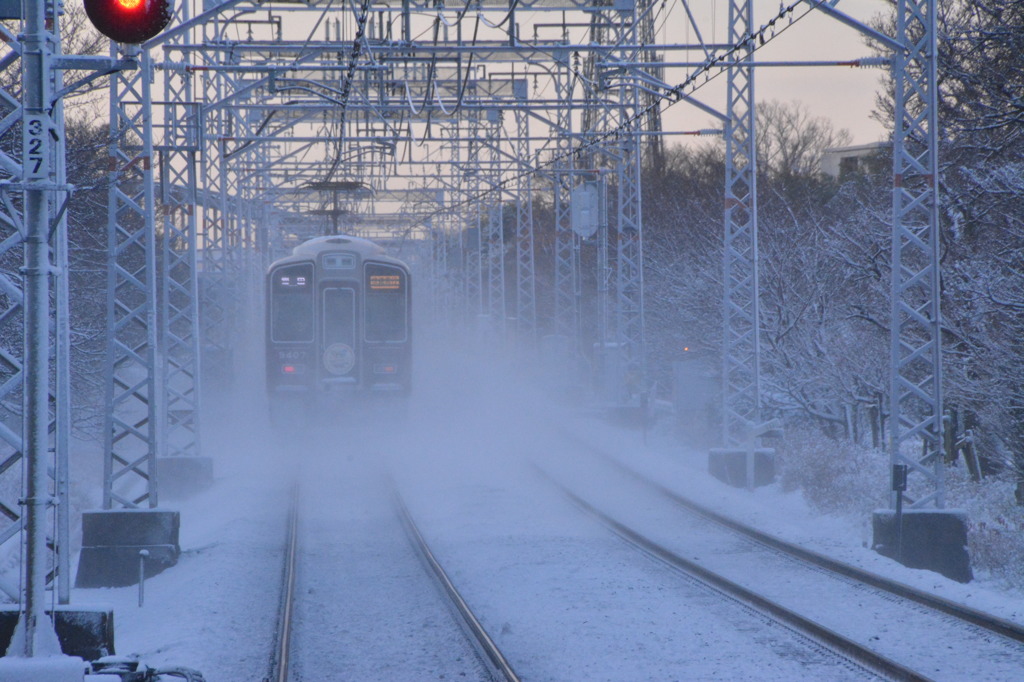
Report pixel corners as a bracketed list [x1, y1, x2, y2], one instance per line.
[265, 238, 412, 417]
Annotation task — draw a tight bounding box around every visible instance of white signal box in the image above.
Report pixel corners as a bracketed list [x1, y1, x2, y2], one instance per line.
[571, 182, 600, 238]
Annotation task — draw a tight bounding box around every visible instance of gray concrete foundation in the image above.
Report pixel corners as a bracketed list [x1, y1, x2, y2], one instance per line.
[708, 448, 776, 488]
[872, 508, 972, 583]
[75, 510, 180, 588]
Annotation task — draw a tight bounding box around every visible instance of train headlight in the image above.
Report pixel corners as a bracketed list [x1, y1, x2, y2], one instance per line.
[323, 343, 356, 375]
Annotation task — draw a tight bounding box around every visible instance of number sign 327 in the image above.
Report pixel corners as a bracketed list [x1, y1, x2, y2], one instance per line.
[24, 115, 48, 181]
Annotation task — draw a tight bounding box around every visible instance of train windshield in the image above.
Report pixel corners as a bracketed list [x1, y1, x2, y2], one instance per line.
[364, 264, 407, 342]
[271, 263, 314, 342]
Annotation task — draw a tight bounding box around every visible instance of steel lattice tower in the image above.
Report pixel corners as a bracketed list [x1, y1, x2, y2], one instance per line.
[483, 111, 506, 337]
[552, 51, 578, 345]
[463, 109, 483, 326]
[0, 0, 71, 607]
[721, 0, 761, 447]
[889, 0, 944, 508]
[104, 49, 161, 509]
[514, 98, 537, 341]
[159, 6, 203, 464]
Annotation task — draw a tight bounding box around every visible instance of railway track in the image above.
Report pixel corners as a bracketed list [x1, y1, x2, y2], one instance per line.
[393, 486, 521, 682]
[595, 449, 1024, 645]
[539, 438, 1024, 681]
[265, 478, 517, 682]
[267, 483, 300, 682]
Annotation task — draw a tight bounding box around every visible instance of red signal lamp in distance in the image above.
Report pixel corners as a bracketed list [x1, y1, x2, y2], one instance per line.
[84, 0, 173, 44]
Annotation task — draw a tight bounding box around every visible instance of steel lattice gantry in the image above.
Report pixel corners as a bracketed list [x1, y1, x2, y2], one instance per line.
[105, 0, 949, 505]
[141, 1, 664, 385]
[575, 2, 646, 400]
[607, 4, 645, 381]
[463, 109, 484, 327]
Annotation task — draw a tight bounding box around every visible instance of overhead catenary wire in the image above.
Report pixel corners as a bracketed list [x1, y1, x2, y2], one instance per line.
[407, 0, 828, 230]
[224, 0, 844, 228]
[320, 0, 374, 185]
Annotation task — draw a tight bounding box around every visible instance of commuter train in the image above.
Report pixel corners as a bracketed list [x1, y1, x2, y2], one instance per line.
[266, 235, 412, 414]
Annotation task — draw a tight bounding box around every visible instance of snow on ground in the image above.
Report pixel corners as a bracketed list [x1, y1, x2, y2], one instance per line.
[533, 434, 1024, 679]
[74, 376, 291, 680]
[64, 335, 1024, 680]
[390, 388, 870, 681]
[568, 418, 1024, 627]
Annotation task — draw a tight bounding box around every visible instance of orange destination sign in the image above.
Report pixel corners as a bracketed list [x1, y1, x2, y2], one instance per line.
[370, 274, 402, 291]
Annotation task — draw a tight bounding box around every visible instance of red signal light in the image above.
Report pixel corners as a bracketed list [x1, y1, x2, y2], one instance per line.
[84, 0, 173, 44]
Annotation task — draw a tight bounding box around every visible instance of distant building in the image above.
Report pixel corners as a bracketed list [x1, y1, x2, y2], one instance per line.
[822, 141, 891, 178]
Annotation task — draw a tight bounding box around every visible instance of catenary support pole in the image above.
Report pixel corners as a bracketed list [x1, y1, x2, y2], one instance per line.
[721, 0, 761, 447]
[889, 0, 944, 509]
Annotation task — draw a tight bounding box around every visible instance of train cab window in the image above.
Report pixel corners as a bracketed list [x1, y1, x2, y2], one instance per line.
[271, 263, 314, 343]
[323, 288, 356, 348]
[364, 264, 407, 342]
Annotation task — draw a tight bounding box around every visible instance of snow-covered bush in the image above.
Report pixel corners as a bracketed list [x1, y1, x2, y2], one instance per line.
[779, 424, 1024, 587]
[946, 468, 1024, 588]
[776, 425, 888, 516]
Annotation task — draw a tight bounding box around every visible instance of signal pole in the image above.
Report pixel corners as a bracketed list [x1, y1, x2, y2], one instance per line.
[14, 0, 62, 657]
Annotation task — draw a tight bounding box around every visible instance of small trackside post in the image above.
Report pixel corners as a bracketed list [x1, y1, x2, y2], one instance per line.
[892, 464, 908, 563]
[138, 550, 150, 607]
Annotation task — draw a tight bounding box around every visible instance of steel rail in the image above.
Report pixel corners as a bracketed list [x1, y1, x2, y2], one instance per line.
[538, 468, 928, 682]
[591, 450, 1024, 645]
[392, 484, 521, 682]
[269, 483, 300, 682]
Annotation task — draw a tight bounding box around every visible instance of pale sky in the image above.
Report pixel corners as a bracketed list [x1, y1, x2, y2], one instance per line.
[755, 0, 892, 144]
[653, 0, 892, 145]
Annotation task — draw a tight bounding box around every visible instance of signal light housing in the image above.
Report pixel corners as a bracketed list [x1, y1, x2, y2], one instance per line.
[84, 0, 173, 45]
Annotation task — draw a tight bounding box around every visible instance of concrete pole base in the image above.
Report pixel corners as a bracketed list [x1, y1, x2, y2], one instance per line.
[872, 508, 973, 583]
[708, 448, 776, 488]
[75, 510, 181, 588]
